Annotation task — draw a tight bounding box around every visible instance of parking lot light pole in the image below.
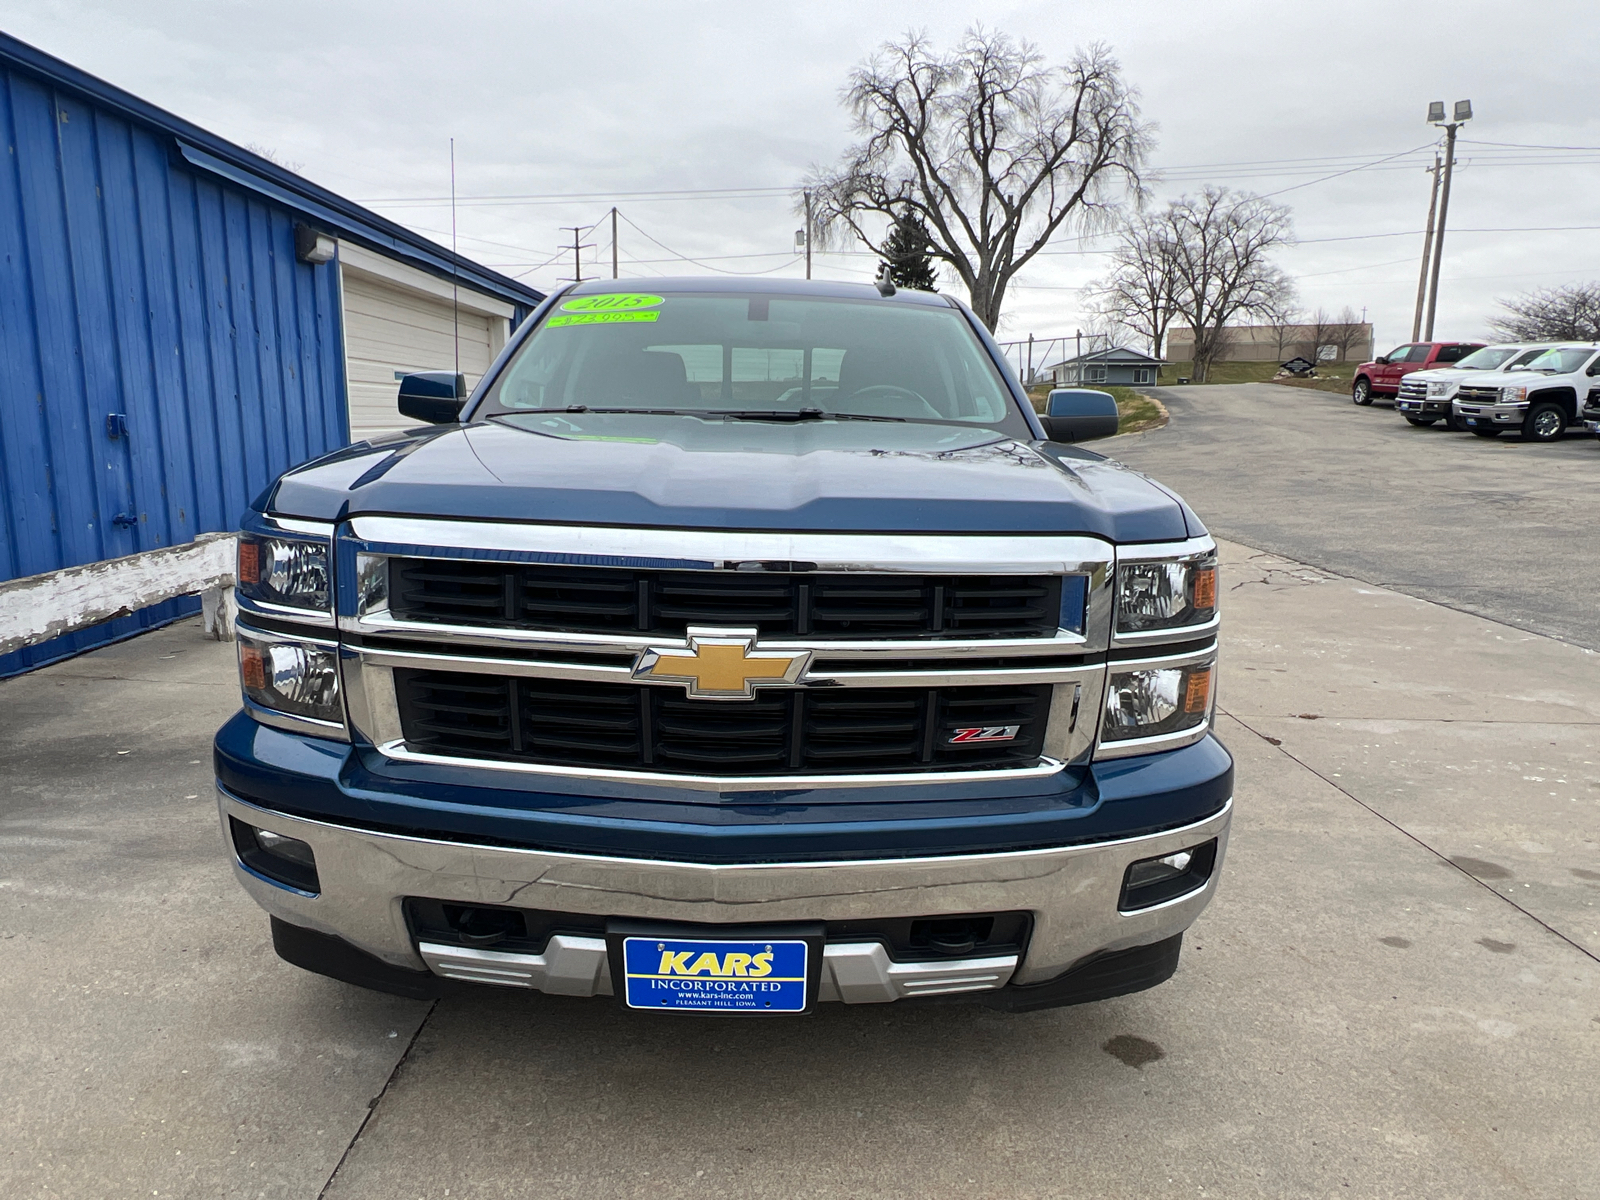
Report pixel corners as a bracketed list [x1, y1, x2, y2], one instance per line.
[1410, 154, 1441, 340]
[1422, 100, 1472, 341]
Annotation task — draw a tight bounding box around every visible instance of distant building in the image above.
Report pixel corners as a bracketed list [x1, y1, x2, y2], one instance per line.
[1043, 347, 1166, 387]
[1166, 322, 1374, 364]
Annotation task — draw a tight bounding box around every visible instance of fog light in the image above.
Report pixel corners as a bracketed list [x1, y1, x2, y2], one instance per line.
[229, 817, 320, 894]
[1120, 840, 1217, 911]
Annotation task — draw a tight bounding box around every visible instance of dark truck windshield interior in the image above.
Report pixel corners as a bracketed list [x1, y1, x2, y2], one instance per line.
[475, 291, 1030, 435]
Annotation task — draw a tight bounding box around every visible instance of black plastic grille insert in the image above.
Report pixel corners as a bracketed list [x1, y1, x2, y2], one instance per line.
[394, 669, 1053, 776]
[390, 560, 1063, 641]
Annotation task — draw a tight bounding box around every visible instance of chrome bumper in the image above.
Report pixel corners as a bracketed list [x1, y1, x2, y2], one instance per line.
[1454, 401, 1526, 425]
[219, 789, 1230, 998]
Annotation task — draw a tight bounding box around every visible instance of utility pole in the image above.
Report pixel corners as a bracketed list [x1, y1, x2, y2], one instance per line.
[449, 137, 459, 377]
[559, 226, 595, 283]
[610, 207, 618, 280]
[1026, 333, 1034, 384]
[803, 189, 813, 280]
[1422, 100, 1472, 341]
[1410, 154, 1441, 341]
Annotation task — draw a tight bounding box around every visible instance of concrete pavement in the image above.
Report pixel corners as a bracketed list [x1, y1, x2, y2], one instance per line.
[1111, 381, 1600, 650]
[2, 532, 1597, 1197]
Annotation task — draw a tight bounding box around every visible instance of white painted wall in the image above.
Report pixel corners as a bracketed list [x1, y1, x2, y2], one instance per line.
[337, 243, 513, 440]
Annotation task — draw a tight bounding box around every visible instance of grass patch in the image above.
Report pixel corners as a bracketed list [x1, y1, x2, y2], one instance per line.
[1025, 383, 1167, 435]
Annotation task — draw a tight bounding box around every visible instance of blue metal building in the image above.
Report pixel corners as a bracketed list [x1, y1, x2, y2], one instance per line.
[0, 33, 542, 675]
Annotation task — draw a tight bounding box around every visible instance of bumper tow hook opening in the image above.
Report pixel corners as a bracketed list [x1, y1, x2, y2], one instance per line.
[1119, 839, 1218, 912]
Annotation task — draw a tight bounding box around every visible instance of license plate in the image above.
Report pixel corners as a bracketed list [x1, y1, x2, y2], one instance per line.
[621, 936, 810, 1013]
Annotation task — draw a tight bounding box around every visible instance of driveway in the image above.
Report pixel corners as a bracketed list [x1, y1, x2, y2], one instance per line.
[1109, 382, 1599, 650]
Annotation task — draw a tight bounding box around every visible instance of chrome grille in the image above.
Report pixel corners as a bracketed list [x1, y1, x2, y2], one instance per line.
[1457, 385, 1501, 403]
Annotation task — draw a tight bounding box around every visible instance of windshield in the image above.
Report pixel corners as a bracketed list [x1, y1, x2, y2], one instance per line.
[1522, 347, 1595, 373]
[476, 290, 1027, 434]
[1454, 347, 1521, 370]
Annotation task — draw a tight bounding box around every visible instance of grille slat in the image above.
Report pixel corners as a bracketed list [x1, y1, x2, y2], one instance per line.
[391, 560, 1065, 640]
[393, 669, 1052, 777]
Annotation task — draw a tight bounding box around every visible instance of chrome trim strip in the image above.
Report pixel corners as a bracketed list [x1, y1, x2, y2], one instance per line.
[352, 642, 1103, 691]
[241, 697, 350, 742]
[237, 593, 337, 630]
[341, 609, 1092, 657]
[345, 517, 1114, 577]
[419, 936, 612, 996]
[370, 740, 1072, 791]
[1114, 535, 1216, 564]
[236, 619, 340, 650]
[822, 945, 1018, 1003]
[1111, 612, 1221, 648]
[261, 515, 335, 538]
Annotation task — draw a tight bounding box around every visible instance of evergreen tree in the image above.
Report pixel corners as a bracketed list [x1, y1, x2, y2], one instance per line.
[881, 210, 939, 291]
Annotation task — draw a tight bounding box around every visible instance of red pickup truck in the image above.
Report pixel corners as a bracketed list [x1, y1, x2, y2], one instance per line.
[1351, 341, 1484, 405]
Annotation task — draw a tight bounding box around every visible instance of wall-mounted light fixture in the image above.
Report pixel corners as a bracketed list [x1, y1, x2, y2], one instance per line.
[294, 223, 337, 264]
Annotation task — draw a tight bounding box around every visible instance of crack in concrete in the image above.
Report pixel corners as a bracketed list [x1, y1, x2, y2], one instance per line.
[1220, 706, 1600, 969]
[315, 1000, 437, 1200]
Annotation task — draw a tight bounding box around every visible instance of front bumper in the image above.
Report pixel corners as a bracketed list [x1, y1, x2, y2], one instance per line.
[1395, 396, 1449, 417]
[220, 788, 1231, 999]
[1454, 400, 1527, 427]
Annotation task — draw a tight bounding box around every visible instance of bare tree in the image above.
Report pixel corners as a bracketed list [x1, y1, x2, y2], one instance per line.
[1306, 307, 1337, 364]
[1329, 305, 1366, 362]
[806, 28, 1151, 329]
[1262, 299, 1302, 362]
[1087, 211, 1179, 357]
[1487, 283, 1600, 342]
[1157, 188, 1295, 381]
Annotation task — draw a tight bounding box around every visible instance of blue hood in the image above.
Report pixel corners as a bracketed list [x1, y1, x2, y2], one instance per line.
[264, 419, 1196, 542]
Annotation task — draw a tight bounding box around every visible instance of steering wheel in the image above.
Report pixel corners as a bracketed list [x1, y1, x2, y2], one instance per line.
[842, 384, 942, 419]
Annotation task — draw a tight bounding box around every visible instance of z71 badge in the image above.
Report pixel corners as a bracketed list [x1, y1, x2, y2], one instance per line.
[948, 725, 1021, 744]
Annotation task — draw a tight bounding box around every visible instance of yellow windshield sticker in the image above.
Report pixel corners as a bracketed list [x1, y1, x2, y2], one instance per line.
[560, 293, 664, 312]
[548, 310, 660, 327]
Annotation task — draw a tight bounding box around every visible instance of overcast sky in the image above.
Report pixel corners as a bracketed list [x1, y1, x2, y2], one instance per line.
[5, 0, 1598, 356]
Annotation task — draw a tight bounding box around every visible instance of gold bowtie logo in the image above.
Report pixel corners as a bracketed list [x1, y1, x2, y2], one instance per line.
[634, 628, 812, 700]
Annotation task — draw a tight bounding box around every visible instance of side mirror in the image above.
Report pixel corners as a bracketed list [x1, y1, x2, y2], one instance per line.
[1040, 388, 1119, 443]
[1374, 355, 1390, 365]
[398, 372, 467, 424]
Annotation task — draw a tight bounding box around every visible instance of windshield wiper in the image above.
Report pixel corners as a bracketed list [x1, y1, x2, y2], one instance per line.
[501, 406, 908, 423]
[711, 408, 908, 423]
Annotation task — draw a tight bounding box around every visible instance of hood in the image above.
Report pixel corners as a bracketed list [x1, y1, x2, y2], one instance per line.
[264, 418, 1194, 542]
[1457, 369, 1550, 388]
[1405, 367, 1475, 383]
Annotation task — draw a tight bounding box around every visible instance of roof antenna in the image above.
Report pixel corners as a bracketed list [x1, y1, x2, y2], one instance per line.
[874, 262, 896, 297]
[450, 137, 460, 386]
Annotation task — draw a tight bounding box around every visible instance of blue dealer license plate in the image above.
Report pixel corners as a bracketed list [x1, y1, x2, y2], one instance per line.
[622, 936, 809, 1013]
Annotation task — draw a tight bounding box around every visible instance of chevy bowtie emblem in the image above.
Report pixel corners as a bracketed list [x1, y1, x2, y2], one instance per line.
[633, 627, 812, 700]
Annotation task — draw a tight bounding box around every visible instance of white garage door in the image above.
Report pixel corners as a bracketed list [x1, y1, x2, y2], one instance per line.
[338, 243, 513, 440]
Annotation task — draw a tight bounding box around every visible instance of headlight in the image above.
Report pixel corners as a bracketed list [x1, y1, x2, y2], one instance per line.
[1116, 553, 1217, 634]
[238, 534, 330, 611]
[1500, 385, 1527, 403]
[1426, 382, 1448, 397]
[238, 628, 343, 726]
[1101, 658, 1215, 743]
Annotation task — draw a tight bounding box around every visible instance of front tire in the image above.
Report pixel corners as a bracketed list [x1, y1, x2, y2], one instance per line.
[1352, 378, 1373, 405]
[1522, 401, 1566, 442]
[1404, 416, 1436, 427]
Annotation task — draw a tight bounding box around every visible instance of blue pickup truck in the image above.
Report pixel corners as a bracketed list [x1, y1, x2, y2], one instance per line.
[216, 278, 1231, 1015]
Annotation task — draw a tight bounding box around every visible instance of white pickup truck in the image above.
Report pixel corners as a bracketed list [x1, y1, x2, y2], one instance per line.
[1453, 344, 1600, 442]
[1394, 344, 1549, 429]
